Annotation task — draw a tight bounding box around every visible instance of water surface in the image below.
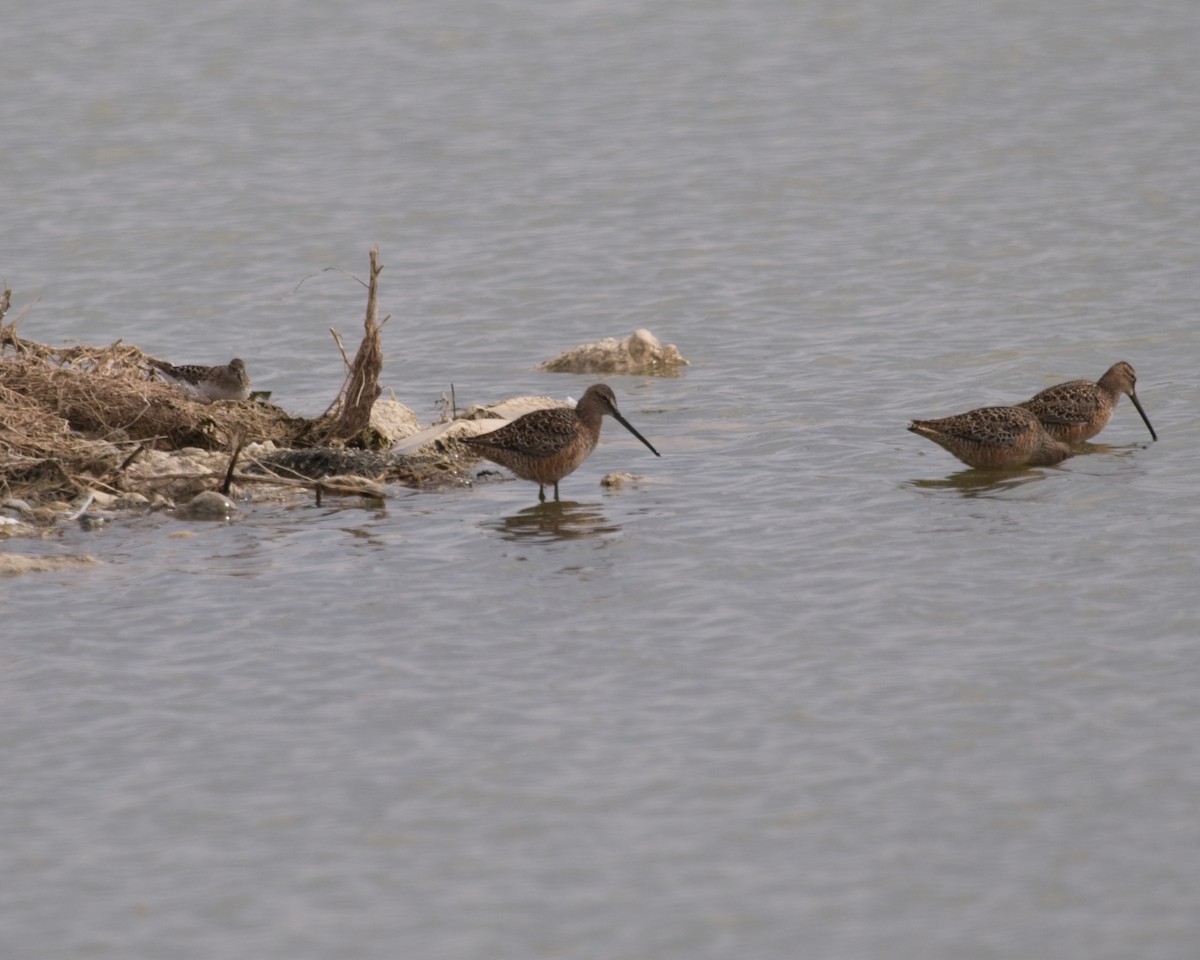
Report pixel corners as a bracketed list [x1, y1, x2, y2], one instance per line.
[4, 1, 1200, 957]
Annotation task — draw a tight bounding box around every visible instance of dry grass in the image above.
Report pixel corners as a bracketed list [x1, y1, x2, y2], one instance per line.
[0, 347, 323, 450]
[0, 248, 390, 504]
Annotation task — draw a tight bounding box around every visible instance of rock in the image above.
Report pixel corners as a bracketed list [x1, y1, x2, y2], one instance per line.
[176, 490, 238, 521]
[388, 421, 459, 456]
[368, 398, 424, 445]
[124, 448, 232, 500]
[460, 396, 571, 421]
[243, 441, 277, 457]
[0, 554, 98, 575]
[600, 471, 639, 488]
[0, 516, 32, 538]
[315, 475, 390, 500]
[537, 329, 689, 376]
[84, 489, 118, 509]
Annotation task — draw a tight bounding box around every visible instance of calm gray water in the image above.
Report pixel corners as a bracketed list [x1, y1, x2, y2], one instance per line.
[4, 1, 1200, 957]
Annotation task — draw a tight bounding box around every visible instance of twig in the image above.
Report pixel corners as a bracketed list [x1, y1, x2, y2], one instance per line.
[293, 266, 369, 295]
[96, 442, 146, 486]
[117, 443, 145, 473]
[329, 327, 351, 368]
[4, 298, 39, 353]
[221, 434, 245, 496]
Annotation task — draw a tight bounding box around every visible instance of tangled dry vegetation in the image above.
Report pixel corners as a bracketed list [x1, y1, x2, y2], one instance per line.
[0, 248, 443, 509]
[2, 247, 689, 526]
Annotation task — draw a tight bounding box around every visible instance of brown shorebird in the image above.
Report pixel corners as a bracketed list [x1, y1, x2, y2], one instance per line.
[151, 357, 251, 403]
[461, 383, 660, 501]
[908, 405, 1074, 470]
[1018, 361, 1156, 444]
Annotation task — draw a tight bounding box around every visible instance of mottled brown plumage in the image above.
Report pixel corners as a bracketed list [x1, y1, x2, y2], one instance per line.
[461, 383, 660, 501]
[908, 405, 1074, 470]
[1018, 361, 1156, 444]
[151, 357, 251, 403]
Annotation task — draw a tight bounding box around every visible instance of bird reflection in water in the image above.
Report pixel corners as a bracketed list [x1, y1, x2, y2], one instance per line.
[908, 467, 1056, 498]
[486, 500, 621, 543]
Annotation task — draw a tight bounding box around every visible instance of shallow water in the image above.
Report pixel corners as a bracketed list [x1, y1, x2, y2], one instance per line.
[4, 1, 1200, 957]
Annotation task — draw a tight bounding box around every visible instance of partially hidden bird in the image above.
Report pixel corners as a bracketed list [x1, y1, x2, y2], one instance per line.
[908, 405, 1074, 470]
[151, 357, 251, 403]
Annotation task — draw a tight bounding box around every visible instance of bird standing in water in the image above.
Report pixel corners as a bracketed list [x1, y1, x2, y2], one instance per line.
[908, 405, 1074, 470]
[461, 383, 660, 501]
[1017, 361, 1157, 444]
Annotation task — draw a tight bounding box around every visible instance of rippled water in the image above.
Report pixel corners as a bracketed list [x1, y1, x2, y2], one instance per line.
[4, 1, 1200, 957]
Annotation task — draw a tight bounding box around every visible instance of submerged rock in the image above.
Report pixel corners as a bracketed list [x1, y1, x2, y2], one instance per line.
[176, 490, 238, 521]
[600, 471, 639, 488]
[114, 492, 152, 510]
[0, 554, 98, 575]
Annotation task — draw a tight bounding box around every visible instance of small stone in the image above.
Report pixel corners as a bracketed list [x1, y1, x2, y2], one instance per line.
[601, 471, 639, 488]
[176, 490, 238, 521]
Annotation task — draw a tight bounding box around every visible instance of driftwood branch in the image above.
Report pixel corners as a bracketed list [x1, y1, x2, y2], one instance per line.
[321, 246, 384, 444]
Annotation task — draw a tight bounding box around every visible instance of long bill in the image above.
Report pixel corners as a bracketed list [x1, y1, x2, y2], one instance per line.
[612, 411, 661, 457]
[1129, 392, 1158, 441]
